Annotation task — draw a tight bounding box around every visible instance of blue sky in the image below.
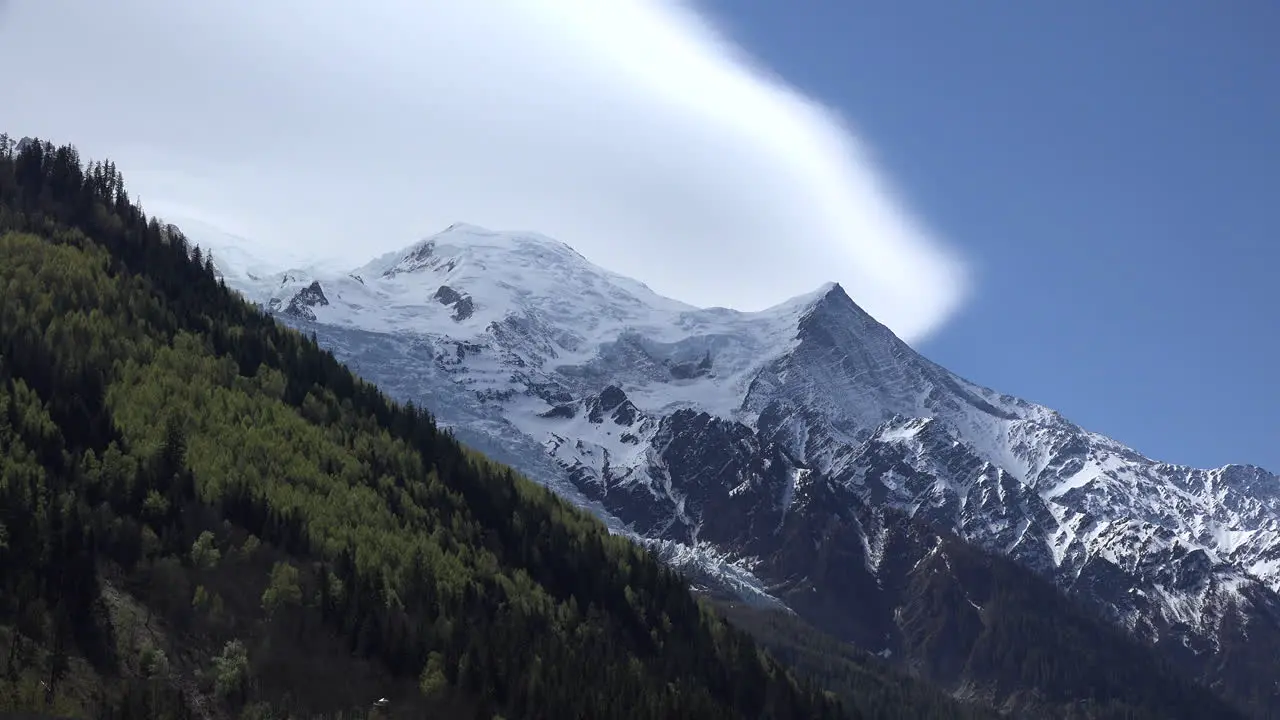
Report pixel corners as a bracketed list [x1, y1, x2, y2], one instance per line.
[703, 0, 1279, 471]
[3, 1, 1274, 472]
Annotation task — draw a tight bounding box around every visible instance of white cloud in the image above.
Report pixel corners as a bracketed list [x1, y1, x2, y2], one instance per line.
[0, 0, 968, 342]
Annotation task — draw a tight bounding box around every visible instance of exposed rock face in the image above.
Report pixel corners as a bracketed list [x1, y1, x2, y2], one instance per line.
[434, 285, 474, 321]
[283, 280, 329, 321]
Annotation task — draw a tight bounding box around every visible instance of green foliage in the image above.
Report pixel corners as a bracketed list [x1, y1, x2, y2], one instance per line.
[0, 135, 852, 719]
[143, 490, 170, 519]
[718, 602, 999, 720]
[419, 651, 448, 698]
[191, 530, 221, 569]
[261, 562, 302, 617]
[139, 643, 169, 678]
[213, 639, 250, 700]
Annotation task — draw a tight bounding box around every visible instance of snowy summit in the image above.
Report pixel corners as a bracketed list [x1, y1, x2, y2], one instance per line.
[199, 221, 1280, 681]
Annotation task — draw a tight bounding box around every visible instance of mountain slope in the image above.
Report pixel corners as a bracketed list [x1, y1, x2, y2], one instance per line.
[202, 221, 1280, 716]
[0, 136, 880, 719]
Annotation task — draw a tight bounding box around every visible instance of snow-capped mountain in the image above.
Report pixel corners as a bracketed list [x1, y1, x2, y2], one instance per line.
[199, 222, 1280, 712]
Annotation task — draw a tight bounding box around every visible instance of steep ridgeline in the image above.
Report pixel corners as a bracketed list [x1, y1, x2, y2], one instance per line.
[0, 137, 874, 719]
[206, 222, 1280, 718]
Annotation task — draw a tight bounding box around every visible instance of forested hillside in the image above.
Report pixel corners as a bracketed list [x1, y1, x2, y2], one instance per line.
[0, 135, 1027, 719]
[0, 134, 858, 719]
[0, 134, 1251, 720]
[712, 602, 1001, 720]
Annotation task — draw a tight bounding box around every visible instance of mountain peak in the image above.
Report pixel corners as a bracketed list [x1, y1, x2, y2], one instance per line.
[796, 279, 881, 320]
[794, 278, 902, 350]
[790, 281, 844, 307]
[819, 280, 844, 296]
[441, 221, 491, 235]
[357, 222, 594, 280]
[431, 222, 579, 254]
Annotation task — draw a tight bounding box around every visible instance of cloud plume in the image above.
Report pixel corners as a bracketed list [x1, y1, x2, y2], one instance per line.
[0, 0, 968, 341]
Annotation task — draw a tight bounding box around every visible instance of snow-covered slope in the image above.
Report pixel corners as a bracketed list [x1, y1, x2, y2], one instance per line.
[222, 223, 838, 422]
[203, 222, 1280, 709]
